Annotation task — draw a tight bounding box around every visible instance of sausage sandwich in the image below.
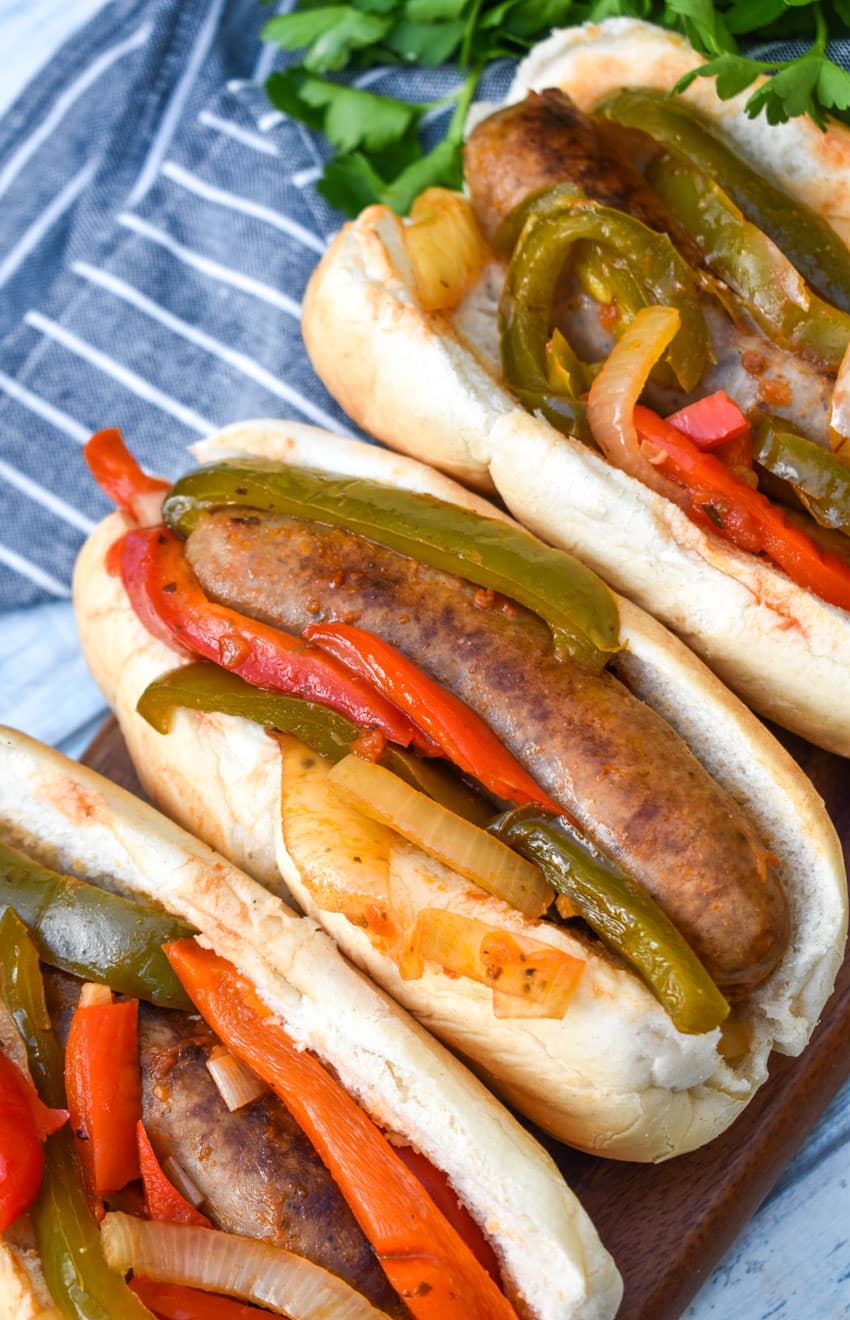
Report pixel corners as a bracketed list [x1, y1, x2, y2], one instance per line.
[0, 726, 619, 1319]
[303, 17, 850, 755]
[73, 420, 847, 1163]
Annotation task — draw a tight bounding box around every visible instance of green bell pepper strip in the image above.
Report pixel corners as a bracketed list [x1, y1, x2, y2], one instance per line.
[489, 808, 729, 1034]
[572, 243, 648, 333]
[596, 89, 850, 315]
[0, 907, 62, 1106]
[0, 909, 155, 1320]
[647, 153, 850, 372]
[0, 839, 195, 1010]
[753, 419, 850, 536]
[546, 326, 594, 397]
[162, 463, 621, 672]
[138, 663, 493, 827]
[510, 384, 592, 445]
[499, 198, 710, 415]
[138, 660, 360, 761]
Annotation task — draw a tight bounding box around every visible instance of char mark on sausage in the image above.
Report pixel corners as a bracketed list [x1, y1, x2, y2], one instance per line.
[186, 511, 790, 997]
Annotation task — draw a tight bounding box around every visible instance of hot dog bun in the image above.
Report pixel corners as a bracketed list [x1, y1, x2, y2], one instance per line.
[301, 17, 850, 756]
[0, 725, 622, 1320]
[73, 420, 847, 1163]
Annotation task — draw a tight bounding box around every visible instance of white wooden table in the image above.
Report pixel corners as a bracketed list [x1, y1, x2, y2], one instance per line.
[1, 2, 848, 1314]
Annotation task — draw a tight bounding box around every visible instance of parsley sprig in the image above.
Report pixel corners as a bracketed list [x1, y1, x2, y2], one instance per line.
[262, 1, 850, 216]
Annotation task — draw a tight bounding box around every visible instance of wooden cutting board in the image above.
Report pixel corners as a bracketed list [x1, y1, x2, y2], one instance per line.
[83, 717, 850, 1320]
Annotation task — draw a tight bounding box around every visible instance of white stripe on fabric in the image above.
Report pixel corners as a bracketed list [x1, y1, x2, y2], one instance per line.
[24, 312, 215, 434]
[0, 542, 70, 598]
[256, 110, 284, 132]
[0, 157, 99, 288]
[252, 0, 293, 82]
[353, 67, 395, 90]
[0, 459, 95, 533]
[197, 109, 279, 157]
[292, 165, 321, 188]
[117, 212, 301, 318]
[162, 160, 326, 253]
[126, 0, 228, 207]
[420, 100, 457, 129]
[0, 22, 152, 204]
[72, 262, 356, 436]
[0, 370, 89, 443]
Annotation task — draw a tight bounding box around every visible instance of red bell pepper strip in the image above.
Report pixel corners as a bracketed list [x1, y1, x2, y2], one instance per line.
[64, 998, 142, 1198]
[304, 622, 562, 813]
[136, 1121, 212, 1228]
[165, 939, 518, 1320]
[666, 391, 750, 449]
[395, 1144, 501, 1284]
[0, 1050, 68, 1142]
[130, 1280, 270, 1319]
[713, 430, 755, 476]
[0, 1050, 66, 1231]
[85, 428, 170, 522]
[634, 405, 850, 614]
[119, 527, 436, 754]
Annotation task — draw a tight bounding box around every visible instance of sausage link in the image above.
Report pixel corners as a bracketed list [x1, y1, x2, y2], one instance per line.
[186, 512, 790, 996]
[464, 89, 695, 251]
[464, 91, 834, 444]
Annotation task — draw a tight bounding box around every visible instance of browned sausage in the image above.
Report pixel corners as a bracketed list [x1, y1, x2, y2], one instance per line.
[43, 970, 406, 1316]
[137, 1005, 406, 1315]
[186, 511, 790, 996]
[464, 91, 834, 447]
[463, 89, 696, 252]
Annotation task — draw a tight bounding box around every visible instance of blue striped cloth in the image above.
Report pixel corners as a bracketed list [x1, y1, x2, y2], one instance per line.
[0, 0, 514, 608]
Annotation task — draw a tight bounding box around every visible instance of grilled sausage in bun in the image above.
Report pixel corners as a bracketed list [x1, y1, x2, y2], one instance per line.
[73, 420, 847, 1164]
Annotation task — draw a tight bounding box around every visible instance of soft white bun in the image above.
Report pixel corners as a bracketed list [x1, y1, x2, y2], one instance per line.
[302, 17, 850, 755]
[73, 420, 846, 1168]
[0, 725, 622, 1320]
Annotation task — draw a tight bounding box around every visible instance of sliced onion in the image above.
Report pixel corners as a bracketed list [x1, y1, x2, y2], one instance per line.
[130, 488, 167, 527]
[587, 304, 687, 504]
[829, 338, 850, 461]
[101, 1214, 390, 1320]
[162, 1157, 205, 1209]
[414, 907, 583, 1018]
[403, 188, 487, 313]
[328, 755, 553, 918]
[206, 1046, 267, 1112]
[79, 982, 113, 1007]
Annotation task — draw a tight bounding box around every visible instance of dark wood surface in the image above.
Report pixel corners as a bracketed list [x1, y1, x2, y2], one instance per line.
[83, 717, 850, 1320]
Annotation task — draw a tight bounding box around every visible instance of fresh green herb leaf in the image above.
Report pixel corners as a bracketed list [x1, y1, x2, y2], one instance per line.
[268, 68, 427, 151]
[385, 19, 468, 63]
[675, 51, 763, 99]
[723, 0, 787, 35]
[318, 152, 388, 211]
[817, 56, 850, 113]
[263, 7, 393, 73]
[666, 0, 736, 55]
[405, 0, 469, 19]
